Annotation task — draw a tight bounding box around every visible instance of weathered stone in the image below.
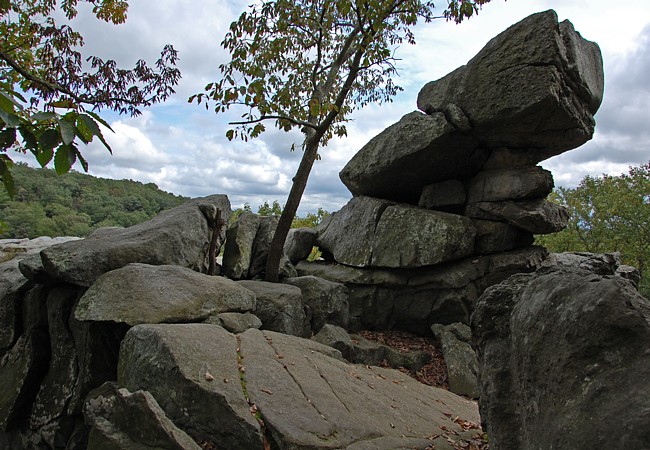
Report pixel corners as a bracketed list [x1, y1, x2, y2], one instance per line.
[541, 251, 621, 275]
[284, 275, 350, 332]
[347, 334, 431, 373]
[339, 112, 484, 201]
[38, 195, 230, 287]
[418, 10, 603, 159]
[75, 264, 256, 326]
[318, 197, 476, 268]
[296, 260, 406, 286]
[465, 167, 554, 203]
[239, 328, 480, 450]
[119, 324, 481, 450]
[216, 312, 263, 334]
[0, 331, 50, 431]
[465, 199, 569, 234]
[317, 196, 394, 267]
[118, 324, 263, 449]
[0, 237, 80, 264]
[249, 215, 279, 279]
[283, 227, 317, 264]
[222, 212, 260, 280]
[237, 280, 310, 337]
[311, 324, 355, 359]
[472, 266, 650, 449]
[29, 287, 84, 443]
[431, 323, 479, 398]
[0, 259, 31, 352]
[86, 385, 202, 450]
[418, 180, 466, 212]
[472, 219, 533, 255]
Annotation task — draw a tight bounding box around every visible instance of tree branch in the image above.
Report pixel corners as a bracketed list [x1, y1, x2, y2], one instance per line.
[230, 114, 318, 130]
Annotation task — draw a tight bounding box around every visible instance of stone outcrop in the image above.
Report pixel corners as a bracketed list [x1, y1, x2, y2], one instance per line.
[119, 324, 481, 450]
[431, 323, 479, 398]
[472, 265, 650, 449]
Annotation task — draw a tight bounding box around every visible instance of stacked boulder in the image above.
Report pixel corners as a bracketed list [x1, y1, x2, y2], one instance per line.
[299, 10, 604, 333]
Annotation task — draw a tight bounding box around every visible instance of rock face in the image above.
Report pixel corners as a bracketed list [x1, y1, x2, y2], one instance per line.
[472, 266, 650, 449]
[119, 324, 482, 450]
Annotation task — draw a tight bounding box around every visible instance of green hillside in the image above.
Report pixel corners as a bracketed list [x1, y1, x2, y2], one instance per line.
[0, 163, 187, 238]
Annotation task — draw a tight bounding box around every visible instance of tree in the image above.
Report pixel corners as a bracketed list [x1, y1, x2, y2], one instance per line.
[192, 0, 491, 282]
[0, 0, 181, 197]
[537, 162, 650, 297]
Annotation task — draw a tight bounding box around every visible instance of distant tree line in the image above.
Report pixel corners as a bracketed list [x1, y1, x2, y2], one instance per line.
[536, 162, 650, 298]
[232, 200, 330, 229]
[0, 163, 187, 238]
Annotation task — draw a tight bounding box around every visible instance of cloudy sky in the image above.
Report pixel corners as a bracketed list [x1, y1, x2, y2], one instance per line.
[28, 0, 650, 214]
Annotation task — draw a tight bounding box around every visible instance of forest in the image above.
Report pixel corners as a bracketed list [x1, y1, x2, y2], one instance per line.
[0, 163, 187, 238]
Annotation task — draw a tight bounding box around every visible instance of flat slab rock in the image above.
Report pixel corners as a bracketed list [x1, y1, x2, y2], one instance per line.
[118, 324, 481, 450]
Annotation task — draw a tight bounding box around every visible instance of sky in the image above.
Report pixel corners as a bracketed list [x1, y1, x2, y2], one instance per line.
[22, 0, 650, 214]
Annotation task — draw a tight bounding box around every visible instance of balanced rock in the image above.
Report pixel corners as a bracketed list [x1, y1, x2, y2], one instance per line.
[222, 212, 260, 280]
[418, 10, 603, 157]
[472, 267, 650, 449]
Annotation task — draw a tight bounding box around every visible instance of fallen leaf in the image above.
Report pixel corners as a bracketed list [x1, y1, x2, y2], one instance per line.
[204, 372, 214, 381]
[261, 388, 273, 395]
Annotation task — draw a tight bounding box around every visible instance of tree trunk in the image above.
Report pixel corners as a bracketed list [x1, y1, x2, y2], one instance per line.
[265, 135, 320, 282]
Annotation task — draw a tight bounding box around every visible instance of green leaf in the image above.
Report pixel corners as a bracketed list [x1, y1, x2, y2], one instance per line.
[0, 128, 16, 150]
[78, 114, 112, 153]
[48, 99, 77, 109]
[36, 145, 54, 167]
[0, 161, 15, 198]
[85, 110, 114, 132]
[58, 117, 76, 145]
[226, 129, 234, 141]
[39, 128, 61, 152]
[0, 91, 22, 112]
[75, 147, 89, 172]
[31, 111, 56, 122]
[18, 126, 38, 151]
[54, 144, 76, 174]
[0, 109, 20, 127]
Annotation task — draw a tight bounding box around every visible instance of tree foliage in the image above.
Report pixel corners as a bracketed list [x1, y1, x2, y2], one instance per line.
[0, 0, 181, 196]
[536, 162, 650, 297]
[193, 0, 492, 281]
[0, 163, 186, 238]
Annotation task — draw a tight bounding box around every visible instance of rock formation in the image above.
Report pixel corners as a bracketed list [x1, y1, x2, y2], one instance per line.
[0, 10, 628, 450]
[472, 257, 650, 449]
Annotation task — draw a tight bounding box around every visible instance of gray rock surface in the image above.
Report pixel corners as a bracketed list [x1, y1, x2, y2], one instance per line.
[0, 259, 32, 352]
[119, 324, 481, 450]
[417, 10, 603, 158]
[465, 167, 554, 203]
[431, 323, 479, 398]
[284, 227, 317, 264]
[216, 312, 263, 334]
[318, 197, 476, 268]
[249, 215, 279, 279]
[86, 383, 201, 450]
[472, 219, 533, 255]
[472, 266, 650, 449]
[237, 280, 310, 337]
[76, 264, 256, 326]
[284, 275, 350, 332]
[222, 212, 260, 280]
[465, 199, 569, 234]
[339, 112, 483, 201]
[418, 180, 466, 212]
[37, 195, 231, 287]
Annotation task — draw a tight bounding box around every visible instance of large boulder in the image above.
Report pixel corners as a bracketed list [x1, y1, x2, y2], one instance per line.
[465, 199, 569, 234]
[222, 212, 260, 280]
[236, 280, 310, 337]
[318, 196, 476, 268]
[37, 195, 231, 287]
[339, 111, 484, 201]
[472, 266, 650, 449]
[431, 323, 479, 398]
[283, 275, 350, 332]
[75, 264, 256, 326]
[417, 10, 603, 159]
[118, 324, 483, 450]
